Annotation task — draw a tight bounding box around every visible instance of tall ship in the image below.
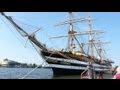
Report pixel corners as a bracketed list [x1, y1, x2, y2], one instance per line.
[0, 12, 114, 78]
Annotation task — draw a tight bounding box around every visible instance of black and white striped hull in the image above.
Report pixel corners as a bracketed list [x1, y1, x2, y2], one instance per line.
[43, 56, 111, 75]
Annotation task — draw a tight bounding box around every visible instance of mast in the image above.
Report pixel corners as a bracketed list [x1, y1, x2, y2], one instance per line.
[87, 16, 94, 58]
[52, 12, 88, 53]
[68, 12, 75, 52]
[96, 35, 110, 62]
[87, 16, 94, 79]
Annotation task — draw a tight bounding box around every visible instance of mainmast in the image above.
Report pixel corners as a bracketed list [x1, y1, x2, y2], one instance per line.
[87, 16, 94, 58]
[68, 12, 75, 52]
[77, 15, 110, 62]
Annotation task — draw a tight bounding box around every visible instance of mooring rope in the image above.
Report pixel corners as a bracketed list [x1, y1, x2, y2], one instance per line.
[0, 17, 25, 47]
[18, 49, 56, 79]
[18, 38, 58, 79]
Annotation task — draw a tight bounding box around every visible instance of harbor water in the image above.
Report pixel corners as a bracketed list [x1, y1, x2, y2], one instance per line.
[0, 68, 53, 79]
[0, 68, 113, 79]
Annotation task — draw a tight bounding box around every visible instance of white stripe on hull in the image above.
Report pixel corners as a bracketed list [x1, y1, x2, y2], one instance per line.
[45, 56, 110, 69]
[45, 64, 110, 72]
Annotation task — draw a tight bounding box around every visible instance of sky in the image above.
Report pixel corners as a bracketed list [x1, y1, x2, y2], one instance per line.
[0, 12, 120, 66]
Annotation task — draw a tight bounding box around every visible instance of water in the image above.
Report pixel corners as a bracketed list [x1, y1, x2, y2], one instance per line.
[0, 68, 83, 79]
[0, 68, 113, 79]
[0, 68, 53, 79]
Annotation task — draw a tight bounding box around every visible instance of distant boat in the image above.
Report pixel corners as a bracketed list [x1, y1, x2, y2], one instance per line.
[0, 12, 114, 78]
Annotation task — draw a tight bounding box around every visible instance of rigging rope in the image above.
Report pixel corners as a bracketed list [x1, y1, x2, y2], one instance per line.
[18, 34, 64, 79]
[0, 17, 26, 47]
[18, 47, 56, 79]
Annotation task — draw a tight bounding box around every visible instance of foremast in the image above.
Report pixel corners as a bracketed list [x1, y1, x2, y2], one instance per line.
[53, 12, 87, 53]
[68, 12, 75, 52]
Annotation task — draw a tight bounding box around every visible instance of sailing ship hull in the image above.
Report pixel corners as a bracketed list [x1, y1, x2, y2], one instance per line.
[46, 62, 105, 76]
[51, 67, 113, 79]
[52, 67, 84, 75]
[41, 51, 111, 76]
[45, 60, 110, 76]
